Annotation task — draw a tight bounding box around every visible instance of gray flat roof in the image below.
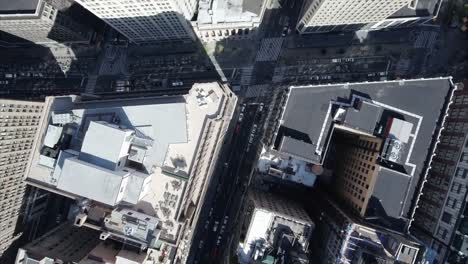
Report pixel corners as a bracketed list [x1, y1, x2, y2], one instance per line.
[242, 0, 263, 15]
[278, 137, 317, 162]
[343, 101, 381, 135]
[367, 167, 412, 219]
[277, 78, 454, 218]
[0, 0, 40, 14]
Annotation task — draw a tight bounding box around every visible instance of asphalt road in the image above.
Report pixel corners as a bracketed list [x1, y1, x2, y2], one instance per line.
[186, 2, 301, 261]
[251, 0, 304, 85]
[187, 100, 265, 264]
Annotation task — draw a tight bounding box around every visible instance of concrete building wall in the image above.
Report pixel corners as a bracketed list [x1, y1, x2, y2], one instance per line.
[333, 128, 382, 217]
[174, 84, 237, 263]
[75, 0, 196, 43]
[297, 0, 411, 33]
[411, 86, 468, 263]
[0, 1, 92, 44]
[0, 100, 44, 258]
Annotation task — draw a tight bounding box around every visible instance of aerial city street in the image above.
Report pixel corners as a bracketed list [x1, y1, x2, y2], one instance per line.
[0, 0, 467, 264]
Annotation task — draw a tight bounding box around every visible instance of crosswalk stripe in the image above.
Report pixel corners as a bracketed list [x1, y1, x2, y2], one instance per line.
[255, 38, 284, 62]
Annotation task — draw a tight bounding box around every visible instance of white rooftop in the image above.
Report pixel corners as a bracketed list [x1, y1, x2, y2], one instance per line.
[257, 147, 317, 187]
[43, 125, 63, 148]
[240, 209, 272, 260]
[26, 82, 230, 240]
[80, 121, 133, 170]
[197, 0, 265, 25]
[57, 157, 130, 206]
[387, 118, 413, 144]
[71, 101, 187, 171]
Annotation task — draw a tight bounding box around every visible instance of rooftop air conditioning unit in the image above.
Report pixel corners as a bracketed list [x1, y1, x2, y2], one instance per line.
[100, 232, 110, 240]
[74, 213, 87, 227]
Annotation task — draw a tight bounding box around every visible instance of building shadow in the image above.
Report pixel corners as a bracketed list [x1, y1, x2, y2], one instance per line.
[0, 1, 105, 101]
[0, 1, 277, 263]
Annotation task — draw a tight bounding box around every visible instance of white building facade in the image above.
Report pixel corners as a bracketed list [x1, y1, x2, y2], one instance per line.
[0, 0, 93, 45]
[192, 0, 269, 42]
[23, 83, 237, 263]
[0, 100, 44, 259]
[74, 0, 197, 43]
[297, 0, 436, 33]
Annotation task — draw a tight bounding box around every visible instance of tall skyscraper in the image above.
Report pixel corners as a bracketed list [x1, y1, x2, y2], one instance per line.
[0, 99, 45, 259]
[296, 0, 441, 33]
[74, 0, 197, 43]
[262, 77, 455, 262]
[23, 82, 237, 263]
[0, 0, 93, 45]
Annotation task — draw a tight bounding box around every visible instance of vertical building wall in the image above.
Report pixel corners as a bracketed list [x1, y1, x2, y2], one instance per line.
[297, 0, 411, 33]
[332, 128, 382, 216]
[75, 0, 196, 43]
[0, 1, 92, 44]
[174, 84, 237, 263]
[0, 100, 44, 258]
[411, 87, 468, 263]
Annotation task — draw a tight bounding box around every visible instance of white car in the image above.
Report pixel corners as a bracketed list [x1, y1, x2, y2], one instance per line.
[216, 236, 222, 245]
[281, 26, 288, 37]
[171, 81, 183, 86]
[240, 104, 246, 112]
[238, 113, 244, 122]
[213, 221, 219, 232]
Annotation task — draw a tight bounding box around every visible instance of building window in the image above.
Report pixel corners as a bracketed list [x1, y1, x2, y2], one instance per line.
[441, 212, 452, 224]
[460, 152, 468, 163]
[446, 197, 458, 209]
[451, 182, 462, 194]
[437, 227, 448, 239]
[456, 168, 468, 179]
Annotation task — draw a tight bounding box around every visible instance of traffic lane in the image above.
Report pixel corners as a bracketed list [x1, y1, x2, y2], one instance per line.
[194, 106, 259, 262]
[197, 161, 246, 261]
[252, 61, 276, 85]
[214, 124, 264, 259]
[190, 105, 258, 262]
[189, 110, 249, 261]
[212, 104, 263, 258]
[205, 121, 253, 235]
[214, 108, 255, 198]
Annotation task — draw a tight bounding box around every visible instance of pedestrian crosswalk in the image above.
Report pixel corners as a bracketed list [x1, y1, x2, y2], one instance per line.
[241, 67, 253, 85]
[413, 31, 438, 49]
[255, 38, 284, 62]
[99, 45, 128, 75]
[245, 84, 268, 98]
